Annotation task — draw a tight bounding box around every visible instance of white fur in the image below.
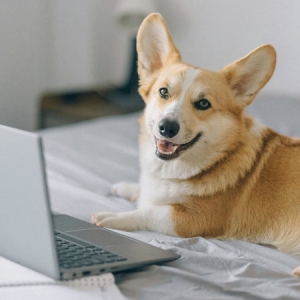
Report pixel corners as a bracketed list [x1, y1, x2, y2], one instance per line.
[241, 51, 273, 95]
[155, 67, 201, 144]
[91, 205, 177, 236]
[141, 111, 239, 180]
[138, 117, 267, 209]
[111, 181, 139, 202]
[293, 266, 300, 277]
[162, 68, 200, 115]
[229, 47, 275, 106]
[145, 23, 169, 61]
[139, 22, 170, 76]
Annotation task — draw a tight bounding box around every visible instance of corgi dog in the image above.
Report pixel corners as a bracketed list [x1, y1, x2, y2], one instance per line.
[92, 13, 300, 276]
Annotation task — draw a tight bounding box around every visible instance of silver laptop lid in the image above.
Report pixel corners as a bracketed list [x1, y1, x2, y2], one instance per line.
[0, 125, 60, 279]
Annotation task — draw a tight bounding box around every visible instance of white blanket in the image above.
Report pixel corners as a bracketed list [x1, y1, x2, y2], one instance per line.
[41, 93, 300, 299]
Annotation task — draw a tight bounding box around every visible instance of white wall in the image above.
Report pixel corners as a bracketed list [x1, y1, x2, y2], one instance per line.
[0, 1, 50, 130]
[111, 0, 300, 97]
[46, 0, 117, 91]
[1, 0, 300, 130]
[0, 0, 118, 130]
[153, 0, 300, 97]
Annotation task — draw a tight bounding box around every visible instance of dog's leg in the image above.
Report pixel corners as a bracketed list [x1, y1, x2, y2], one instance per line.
[91, 205, 177, 236]
[293, 266, 300, 277]
[111, 181, 140, 202]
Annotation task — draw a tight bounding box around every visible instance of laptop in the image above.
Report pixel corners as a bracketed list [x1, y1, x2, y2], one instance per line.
[0, 124, 179, 280]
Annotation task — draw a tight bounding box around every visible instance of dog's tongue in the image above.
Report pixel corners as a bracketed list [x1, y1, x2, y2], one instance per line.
[157, 139, 179, 154]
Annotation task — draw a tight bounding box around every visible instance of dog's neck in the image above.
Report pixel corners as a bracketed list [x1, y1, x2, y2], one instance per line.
[139, 115, 280, 197]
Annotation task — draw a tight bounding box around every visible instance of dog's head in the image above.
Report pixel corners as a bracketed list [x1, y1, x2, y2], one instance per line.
[137, 13, 276, 176]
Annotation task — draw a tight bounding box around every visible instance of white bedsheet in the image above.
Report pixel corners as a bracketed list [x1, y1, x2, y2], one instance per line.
[40, 93, 300, 299]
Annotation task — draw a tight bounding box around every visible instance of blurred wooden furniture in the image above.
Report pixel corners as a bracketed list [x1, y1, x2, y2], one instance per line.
[39, 89, 144, 129]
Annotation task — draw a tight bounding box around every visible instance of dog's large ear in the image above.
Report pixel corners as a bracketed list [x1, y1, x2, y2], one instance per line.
[137, 13, 181, 84]
[222, 45, 276, 108]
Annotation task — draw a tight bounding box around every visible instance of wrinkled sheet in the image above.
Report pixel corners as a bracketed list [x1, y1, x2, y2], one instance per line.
[41, 93, 300, 299]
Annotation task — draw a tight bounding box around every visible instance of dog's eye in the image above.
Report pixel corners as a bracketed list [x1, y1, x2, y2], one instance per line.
[159, 88, 169, 99]
[194, 99, 211, 110]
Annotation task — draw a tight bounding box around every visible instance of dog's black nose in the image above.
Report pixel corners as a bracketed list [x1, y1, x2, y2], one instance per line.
[158, 119, 180, 138]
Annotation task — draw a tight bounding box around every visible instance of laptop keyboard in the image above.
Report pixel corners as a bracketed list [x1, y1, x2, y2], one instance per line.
[55, 236, 127, 269]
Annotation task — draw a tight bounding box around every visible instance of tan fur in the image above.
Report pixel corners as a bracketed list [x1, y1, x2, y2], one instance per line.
[171, 128, 300, 252]
[92, 13, 300, 277]
[136, 14, 300, 275]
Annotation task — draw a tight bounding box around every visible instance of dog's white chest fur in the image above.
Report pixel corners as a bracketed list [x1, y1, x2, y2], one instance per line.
[138, 173, 183, 208]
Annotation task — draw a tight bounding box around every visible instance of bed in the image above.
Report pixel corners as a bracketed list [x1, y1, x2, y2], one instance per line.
[38, 93, 300, 299]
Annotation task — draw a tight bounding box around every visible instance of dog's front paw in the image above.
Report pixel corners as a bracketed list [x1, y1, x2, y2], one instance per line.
[293, 266, 300, 277]
[111, 181, 140, 202]
[91, 211, 141, 231]
[91, 211, 116, 227]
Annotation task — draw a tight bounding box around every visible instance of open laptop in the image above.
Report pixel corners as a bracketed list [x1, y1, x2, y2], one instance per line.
[0, 124, 179, 280]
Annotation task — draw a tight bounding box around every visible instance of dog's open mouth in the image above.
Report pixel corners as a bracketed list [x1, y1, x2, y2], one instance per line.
[155, 133, 202, 160]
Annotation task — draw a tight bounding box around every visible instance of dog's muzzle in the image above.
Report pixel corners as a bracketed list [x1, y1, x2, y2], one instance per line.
[155, 133, 202, 161]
